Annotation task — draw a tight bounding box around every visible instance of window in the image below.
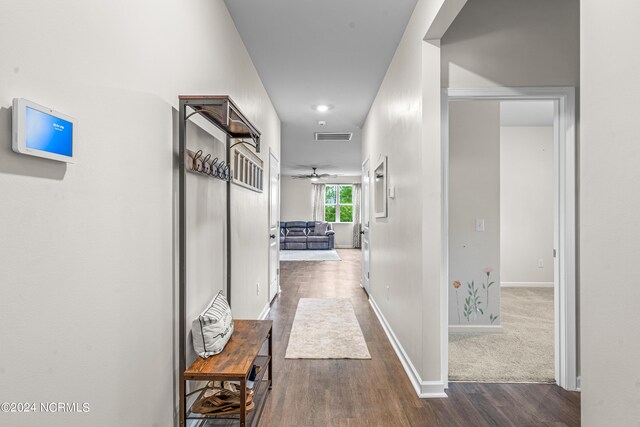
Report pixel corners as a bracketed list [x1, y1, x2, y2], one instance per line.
[325, 185, 353, 222]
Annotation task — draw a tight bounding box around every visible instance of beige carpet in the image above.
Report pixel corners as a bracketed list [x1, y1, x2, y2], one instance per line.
[285, 298, 371, 359]
[449, 287, 554, 383]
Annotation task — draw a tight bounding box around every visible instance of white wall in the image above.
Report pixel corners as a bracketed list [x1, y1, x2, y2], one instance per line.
[448, 109, 555, 325]
[441, 0, 579, 88]
[581, 2, 640, 425]
[362, 0, 579, 395]
[500, 126, 554, 286]
[448, 101, 501, 325]
[280, 177, 313, 220]
[362, 0, 456, 394]
[280, 175, 361, 248]
[0, 1, 280, 426]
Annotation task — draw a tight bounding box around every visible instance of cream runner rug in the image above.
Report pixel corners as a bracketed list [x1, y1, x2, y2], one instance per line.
[280, 250, 341, 261]
[285, 298, 371, 359]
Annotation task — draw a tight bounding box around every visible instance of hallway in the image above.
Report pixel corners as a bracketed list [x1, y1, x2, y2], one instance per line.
[261, 250, 580, 426]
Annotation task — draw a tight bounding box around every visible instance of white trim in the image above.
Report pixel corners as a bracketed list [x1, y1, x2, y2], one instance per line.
[422, 381, 448, 397]
[440, 88, 450, 390]
[258, 303, 271, 321]
[449, 325, 503, 333]
[443, 86, 578, 391]
[500, 281, 554, 288]
[361, 157, 371, 294]
[335, 244, 355, 249]
[369, 297, 448, 398]
[268, 149, 281, 304]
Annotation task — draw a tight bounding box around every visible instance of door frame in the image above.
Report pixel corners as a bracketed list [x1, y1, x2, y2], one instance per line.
[268, 148, 280, 302]
[361, 157, 371, 293]
[441, 86, 577, 390]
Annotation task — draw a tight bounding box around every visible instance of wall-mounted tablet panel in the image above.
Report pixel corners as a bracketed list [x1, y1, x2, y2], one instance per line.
[12, 98, 77, 163]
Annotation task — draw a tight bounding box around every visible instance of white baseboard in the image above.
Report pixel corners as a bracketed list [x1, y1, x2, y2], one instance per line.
[449, 325, 503, 333]
[501, 281, 554, 288]
[576, 375, 581, 391]
[335, 245, 356, 249]
[258, 303, 271, 320]
[369, 297, 447, 398]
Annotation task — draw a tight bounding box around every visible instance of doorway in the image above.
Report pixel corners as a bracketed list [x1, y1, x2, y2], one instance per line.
[268, 149, 280, 302]
[442, 87, 577, 391]
[361, 158, 371, 293]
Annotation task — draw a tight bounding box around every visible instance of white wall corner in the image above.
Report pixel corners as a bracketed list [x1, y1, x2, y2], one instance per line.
[258, 303, 271, 320]
[369, 297, 447, 398]
[421, 381, 448, 398]
[448, 324, 503, 334]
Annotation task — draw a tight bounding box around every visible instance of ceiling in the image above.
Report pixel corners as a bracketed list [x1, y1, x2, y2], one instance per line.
[500, 101, 555, 127]
[224, 0, 418, 176]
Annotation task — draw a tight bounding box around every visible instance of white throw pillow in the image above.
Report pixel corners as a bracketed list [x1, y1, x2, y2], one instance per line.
[191, 291, 234, 358]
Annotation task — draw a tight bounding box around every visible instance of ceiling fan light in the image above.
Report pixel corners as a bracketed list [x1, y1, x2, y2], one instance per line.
[310, 176, 319, 182]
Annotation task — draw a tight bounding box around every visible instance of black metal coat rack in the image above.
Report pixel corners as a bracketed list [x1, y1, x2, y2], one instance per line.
[177, 95, 261, 427]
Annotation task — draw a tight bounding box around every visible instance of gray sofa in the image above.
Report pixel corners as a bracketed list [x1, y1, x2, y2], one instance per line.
[280, 221, 335, 250]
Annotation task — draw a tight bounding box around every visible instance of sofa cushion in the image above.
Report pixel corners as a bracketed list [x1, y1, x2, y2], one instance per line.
[312, 222, 329, 236]
[285, 221, 307, 237]
[285, 236, 307, 243]
[285, 241, 307, 250]
[307, 235, 329, 242]
[307, 240, 331, 249]
[286, 221, 307, 229]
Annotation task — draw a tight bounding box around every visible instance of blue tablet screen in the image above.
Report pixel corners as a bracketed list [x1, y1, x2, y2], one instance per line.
[25, 106, 73, 157]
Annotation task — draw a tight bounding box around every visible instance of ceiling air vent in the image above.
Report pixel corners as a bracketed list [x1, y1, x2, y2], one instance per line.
[314, 132, 353, 141]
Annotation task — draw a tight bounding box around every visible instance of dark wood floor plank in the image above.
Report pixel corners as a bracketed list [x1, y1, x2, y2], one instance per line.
[259, 249, 580, 426]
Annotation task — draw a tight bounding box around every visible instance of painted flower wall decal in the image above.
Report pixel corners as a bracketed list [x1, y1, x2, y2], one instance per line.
[454, 268, 499, 325]
[463, 280, 483, 322]
[452, 280, 462, 323]
[481, 267, 496, 310]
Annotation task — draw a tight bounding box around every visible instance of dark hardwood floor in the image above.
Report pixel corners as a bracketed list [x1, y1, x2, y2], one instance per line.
[259, 249, 580, 426]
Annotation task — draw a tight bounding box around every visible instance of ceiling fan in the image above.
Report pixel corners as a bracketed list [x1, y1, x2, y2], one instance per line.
[291, 167, 338, 182]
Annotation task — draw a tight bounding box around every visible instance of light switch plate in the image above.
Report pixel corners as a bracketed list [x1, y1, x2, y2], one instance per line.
[388, 185, 395, 199]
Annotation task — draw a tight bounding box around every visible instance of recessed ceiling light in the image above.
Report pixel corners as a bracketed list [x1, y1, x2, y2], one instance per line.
[316, 105, 329, 112]
[318, 120, 326, 126]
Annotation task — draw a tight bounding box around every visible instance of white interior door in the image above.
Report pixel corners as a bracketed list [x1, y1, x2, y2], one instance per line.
[268, 150, 280, 302]
[362, 158, 371, 293]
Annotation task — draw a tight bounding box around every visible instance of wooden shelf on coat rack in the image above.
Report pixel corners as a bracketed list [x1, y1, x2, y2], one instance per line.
[179, 95, 261, 145]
